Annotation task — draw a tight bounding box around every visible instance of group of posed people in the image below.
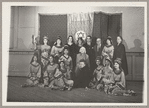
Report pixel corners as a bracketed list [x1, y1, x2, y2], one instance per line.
[22, 35, 136, 96]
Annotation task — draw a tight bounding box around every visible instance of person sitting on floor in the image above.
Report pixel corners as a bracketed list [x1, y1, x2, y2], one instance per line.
[89, 56, 104, 90]
[50, 60, 74, 91]
[108, 58, 136, 96]
[42, 55, 58, 87]
[21, 55, 41, 87]
[74, 59, 90, 89]
[101, 57, 115, 94]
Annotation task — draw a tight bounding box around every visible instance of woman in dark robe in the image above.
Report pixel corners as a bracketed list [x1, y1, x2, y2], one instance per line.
[113, 36, 128, 75]
[84, 35, 96, 74]
[65, 35, 77, 71]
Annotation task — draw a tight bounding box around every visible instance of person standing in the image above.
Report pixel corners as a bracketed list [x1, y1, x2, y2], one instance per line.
[113, 36, 128, 75]
[51, 36, 64, 63]
[65, 35, 77, 70]
[102, 36, 114, 66]
[84, 36, 96, 74]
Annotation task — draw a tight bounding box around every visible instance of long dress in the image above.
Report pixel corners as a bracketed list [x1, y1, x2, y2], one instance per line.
[43, 63, 58, 86]
[113, 43, 128, 75]
[74, 65, 90, 88]
[109, 70, 126, 95]
[89, 65, 104, 89]
[94, 44, 103, 58]
[84, 43, 96, 73]
[25, 63, 41, 86]
[102, 45, 114, 59]
[39, 45, 51, 83]
[51, 45, 64, 63]
[59, 55, 73, 79]
[66, 43, 77, 70]
[59, 55, 73, 70]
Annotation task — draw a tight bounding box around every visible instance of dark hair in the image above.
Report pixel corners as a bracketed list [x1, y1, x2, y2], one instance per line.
[87, 35, 92, 40]
[42, 37, 50, 45]
[54, 36, 62, 46]
[63, 45, 70, 55]
[67, 35, 75, 44]
[113, 59, 123, 72]
[58, 60, 66, 70]
[30, 55, 38, 64]
[77, 37, 84, 45]
[48, 55, 55, 63]
[117, 36, 123, 43]
[106, 37, 113, 45]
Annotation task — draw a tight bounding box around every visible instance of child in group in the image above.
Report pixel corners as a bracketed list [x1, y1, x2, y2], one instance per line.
[50, 60, 74, 91]
[59, 46, 73, 79]
[101, 57, 115, 94]
[89, 56, 104, 90]
[21, 55, 41, 87]
[74, 59, 90, 89]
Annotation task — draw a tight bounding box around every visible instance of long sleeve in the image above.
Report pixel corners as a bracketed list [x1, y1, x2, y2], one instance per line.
[109, 46, 114, 59]
[86, 54, 90, 68]
[102, 46, 107, 57]
[70, 57, 73, 70]
[37, 66, 41, 78]
[120, 71, 126, 88]
[50, 46, 55, 55]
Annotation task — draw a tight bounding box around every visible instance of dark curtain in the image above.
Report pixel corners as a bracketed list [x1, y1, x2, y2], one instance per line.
[108, 14, 122, 46]
[92, 12, 122, 46]
[39, 15, 67, 46]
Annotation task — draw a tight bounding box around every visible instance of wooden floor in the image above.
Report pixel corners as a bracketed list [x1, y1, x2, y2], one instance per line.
[7, 77, 143, 103]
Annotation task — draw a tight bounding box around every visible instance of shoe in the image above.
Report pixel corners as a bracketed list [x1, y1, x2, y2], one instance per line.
[68, 87, 72, 91]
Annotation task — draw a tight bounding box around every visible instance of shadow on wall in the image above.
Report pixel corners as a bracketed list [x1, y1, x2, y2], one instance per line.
[128, 39, 144, 52]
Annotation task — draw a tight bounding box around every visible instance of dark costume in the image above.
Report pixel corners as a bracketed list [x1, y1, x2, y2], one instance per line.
[113, 43, 128, 75]
[84, 43, 96, 75]
[74, 65, 90, 88]
[66, 43, 77, 70]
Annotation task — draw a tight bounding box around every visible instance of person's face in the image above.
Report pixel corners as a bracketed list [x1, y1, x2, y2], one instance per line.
[96, 38, 101, 45]
[60, 62, 65, 68]
[49, 56, 54, 63]
[68, 37, 73, 43]
[78, 39, 82, 45]
[64, 49, 69, 55]
[105, 59, 110, 66]
[96, 60, 101, 66]
[117, 37, 122, 44]
[114, 62, 119, 69]
[57, 39, 61, 45]
[33, 56, 37, 62]
[79, 62, 85, 68]
[106, 39, 111, 45]
[80, 48, 85, 54]
[87, 37, 91, 43]
[43, 39, 48, 44]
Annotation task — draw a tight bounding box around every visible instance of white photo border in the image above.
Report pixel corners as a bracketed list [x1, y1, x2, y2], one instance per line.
[2, 2, 147, 106]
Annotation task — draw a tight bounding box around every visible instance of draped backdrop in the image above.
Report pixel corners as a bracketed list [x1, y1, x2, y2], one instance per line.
[67, 13, 94, 43]
[39, 12, 122, 46]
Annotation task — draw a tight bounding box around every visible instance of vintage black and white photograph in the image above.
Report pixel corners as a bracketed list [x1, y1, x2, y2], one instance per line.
[2, 2, 147, 106]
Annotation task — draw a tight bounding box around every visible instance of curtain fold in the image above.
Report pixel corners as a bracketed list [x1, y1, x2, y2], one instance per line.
[67, 12, 94, 43]
[92, 12, 122, 46]
[40, 15, 67, 46]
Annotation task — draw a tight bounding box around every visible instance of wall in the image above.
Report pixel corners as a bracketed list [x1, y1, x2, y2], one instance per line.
[10, 6, 144, 52]
[9, 6, 145, 81]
